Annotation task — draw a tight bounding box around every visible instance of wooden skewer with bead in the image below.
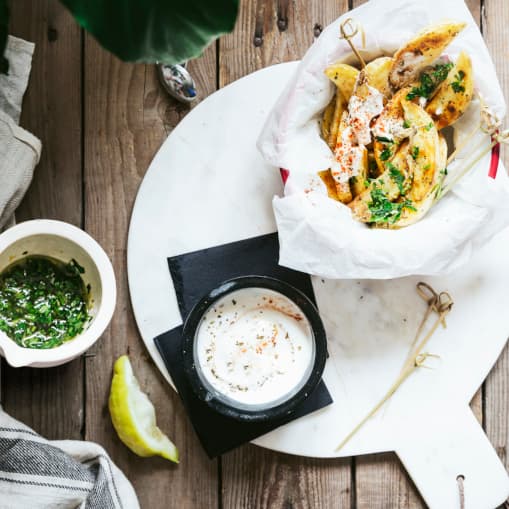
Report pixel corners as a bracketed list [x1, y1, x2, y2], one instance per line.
[339, 18, 366, 69]
[435, 93, 508, 201]
[335, 283, 453, 452]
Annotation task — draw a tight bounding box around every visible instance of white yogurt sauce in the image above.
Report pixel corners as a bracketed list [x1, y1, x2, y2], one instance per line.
[347, 85, 384, 145]
[331, 83, 384, 184]
[195, 287, 314, 406]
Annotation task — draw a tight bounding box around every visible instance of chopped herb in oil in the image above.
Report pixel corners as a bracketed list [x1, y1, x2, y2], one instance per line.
[0, 256, 90, 349]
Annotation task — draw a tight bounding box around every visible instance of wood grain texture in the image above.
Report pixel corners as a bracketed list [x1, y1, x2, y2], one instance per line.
[2, 0, 84, 440]
[481, 0, 509, 489]
[82, 31, 219, 508]
[219, 0, 349, 86]
[223, 445, 352, 509]
[351, 0, 483, 507]
[220, 2, 352, 508]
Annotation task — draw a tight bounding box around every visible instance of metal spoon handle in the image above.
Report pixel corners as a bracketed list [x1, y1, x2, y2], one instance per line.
[157, 62, 197, 104]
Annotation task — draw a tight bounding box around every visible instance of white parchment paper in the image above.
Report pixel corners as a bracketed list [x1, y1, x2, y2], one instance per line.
[257, 0, 509, 279]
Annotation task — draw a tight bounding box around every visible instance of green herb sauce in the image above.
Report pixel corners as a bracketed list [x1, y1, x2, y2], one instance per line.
[0, 256, 90, 349]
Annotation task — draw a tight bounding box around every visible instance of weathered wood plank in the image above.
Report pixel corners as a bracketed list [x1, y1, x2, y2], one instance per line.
[223, 444, 352, 509]
[219, 0, 349, 85]
[220, 1, 352, 508]
[481, 0, 509, 492]
[2, 0, 84, 440]
[351, 0, 483, 506]
[82, 33, 219, 507]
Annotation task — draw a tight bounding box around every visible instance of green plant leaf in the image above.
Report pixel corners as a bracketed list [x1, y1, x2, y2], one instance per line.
[0, 0, 9, 74]
[61, 0, 239, 65]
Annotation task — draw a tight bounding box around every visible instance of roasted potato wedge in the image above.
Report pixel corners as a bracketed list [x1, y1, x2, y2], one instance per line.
[328, 92, 347, 148]
[348, 141, 411, 222]
[321, 97, 335, 143]
[318, 169, 340, 201]
[402, 100, 439, 202]
[350, 147, 369, 197]
[365, 57, 393, 99]
[372, 86, 412, 172]
[324, 63, 359, 102]
[426, 51, 474, 129]
[389, 133, 447, 228]
[331, 113, 354, 203]
[335, 179, 353, 204]
[389, 22, 466, 88]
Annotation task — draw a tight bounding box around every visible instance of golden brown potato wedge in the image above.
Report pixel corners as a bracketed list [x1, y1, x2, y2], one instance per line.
[348, 141, 410, 222]
[331, 118, 354, 203]
[389, 22, 466, 88]
[367, 151, 380, 178]
[328, 93, 347, 148]
[365, 57, 393, 99]
[372, 86, 412, 172]
[321, 97, 336, 143]
[388, 133, 447, 228]
[350, 147, 369, 197]
[426, 51, 474, 130]
[319, 166, 354, 204]
[324, 63, 359, 102]
[334, 179, 353, 204]
[318, 169, 340, 201]
[402, 100, 439, 202]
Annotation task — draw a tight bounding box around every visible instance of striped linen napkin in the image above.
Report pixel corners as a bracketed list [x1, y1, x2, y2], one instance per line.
[0, 406, 139, 509]
[0, 35, 41, 230]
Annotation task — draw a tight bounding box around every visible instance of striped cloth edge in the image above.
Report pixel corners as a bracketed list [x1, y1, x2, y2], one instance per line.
[0, 406, 139, 509]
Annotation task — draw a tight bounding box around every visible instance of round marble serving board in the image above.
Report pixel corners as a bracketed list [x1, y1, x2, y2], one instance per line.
[128, 62, 509, 508]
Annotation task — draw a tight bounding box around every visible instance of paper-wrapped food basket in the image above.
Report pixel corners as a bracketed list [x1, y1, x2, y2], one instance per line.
[257, 0, 509, 280]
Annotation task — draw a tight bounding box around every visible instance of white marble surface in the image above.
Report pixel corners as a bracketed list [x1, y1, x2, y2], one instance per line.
[127, 62, 509, 508]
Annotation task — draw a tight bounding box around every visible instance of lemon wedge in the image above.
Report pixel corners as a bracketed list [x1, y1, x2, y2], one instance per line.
[109, 355, 179, 463]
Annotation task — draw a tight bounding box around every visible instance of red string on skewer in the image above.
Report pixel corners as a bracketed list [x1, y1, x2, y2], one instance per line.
[489, 135, 500, 179]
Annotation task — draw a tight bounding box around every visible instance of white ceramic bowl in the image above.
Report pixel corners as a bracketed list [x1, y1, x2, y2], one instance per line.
[0, 220, 116, 367]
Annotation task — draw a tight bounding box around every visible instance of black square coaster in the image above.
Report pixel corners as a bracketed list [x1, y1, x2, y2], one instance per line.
[154, 233, 333, 458]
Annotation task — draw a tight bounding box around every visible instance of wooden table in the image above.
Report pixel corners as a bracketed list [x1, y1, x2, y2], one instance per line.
[4, 0, 508, 507]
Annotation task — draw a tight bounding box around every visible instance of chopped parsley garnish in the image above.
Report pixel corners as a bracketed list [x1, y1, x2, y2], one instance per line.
[402, 120, 411, 129]
[451, 70, 466, 93]
[411, 146, 420, 160]
[368, 185, 415, 224]
[387, 163, 406, 195]
[425, 122, 434, 131]
[376, 136, 393, 144]
[406, 62, 454, 101]
[380, 147, 392, 161]
[423, 163, 431, 170]
[0, 256, 90, 349]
